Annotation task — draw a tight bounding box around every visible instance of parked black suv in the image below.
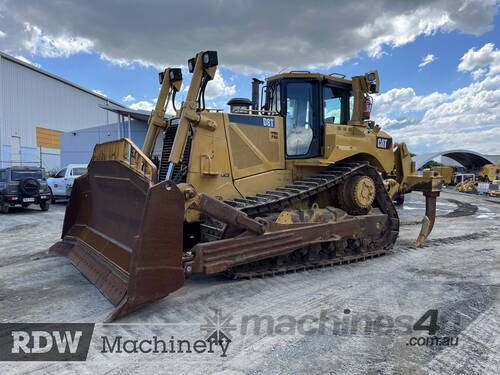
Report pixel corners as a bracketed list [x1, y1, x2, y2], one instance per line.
[0, 167, 51, 213]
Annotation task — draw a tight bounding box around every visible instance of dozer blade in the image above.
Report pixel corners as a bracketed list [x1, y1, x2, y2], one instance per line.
[49, 160, 185, 322]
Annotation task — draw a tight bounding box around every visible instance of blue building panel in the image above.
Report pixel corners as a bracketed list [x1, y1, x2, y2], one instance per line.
[20, 147, 40, 167]
[129, 120, 148, 149]
[1, 145, 11, 168]
[60, 119, 148, 167]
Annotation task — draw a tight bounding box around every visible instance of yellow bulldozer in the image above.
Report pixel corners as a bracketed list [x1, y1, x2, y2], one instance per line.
[431, 166, 455, 185]
[49, 51, 441, 321]
[479, 164, 500, 182]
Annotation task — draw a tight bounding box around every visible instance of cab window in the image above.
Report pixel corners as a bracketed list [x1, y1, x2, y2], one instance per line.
[349, 96, 354, 122]
[71, 167, 87, 176]
[286, 82, 314, 156]
[323, 86, 351, 124]
[55, 168, 66, 178]
[271, 83, 281, 113]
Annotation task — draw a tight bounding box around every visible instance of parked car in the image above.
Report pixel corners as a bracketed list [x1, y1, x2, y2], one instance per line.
[47, 164, 88, 202]
[0, 166, 51, 213]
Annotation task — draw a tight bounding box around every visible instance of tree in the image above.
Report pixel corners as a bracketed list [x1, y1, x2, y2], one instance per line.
[422, 160, 442, 169]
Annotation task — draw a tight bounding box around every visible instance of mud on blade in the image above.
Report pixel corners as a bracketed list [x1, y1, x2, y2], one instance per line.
[49, 161, 185, 322]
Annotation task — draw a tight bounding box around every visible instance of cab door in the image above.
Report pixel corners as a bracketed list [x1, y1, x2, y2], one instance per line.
[283, 80, 321, 158]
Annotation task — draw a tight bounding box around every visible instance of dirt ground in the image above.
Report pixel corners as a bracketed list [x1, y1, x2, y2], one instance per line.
[0, 189, 499, 374]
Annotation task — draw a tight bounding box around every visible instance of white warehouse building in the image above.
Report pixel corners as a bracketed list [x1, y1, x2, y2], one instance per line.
[0, 51, 127, 171]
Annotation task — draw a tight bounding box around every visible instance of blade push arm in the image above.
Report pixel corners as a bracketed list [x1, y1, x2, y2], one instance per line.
[178, 183, 264, 235]
[142, 68, 183, 157]
[167, 51, 218, 176]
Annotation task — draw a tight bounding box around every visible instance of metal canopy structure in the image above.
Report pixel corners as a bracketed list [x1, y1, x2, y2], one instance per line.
[414, 149, 495, 170]
[99, 103, 153, 122]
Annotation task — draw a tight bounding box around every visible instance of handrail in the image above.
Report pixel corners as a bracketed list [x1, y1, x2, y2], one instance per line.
[230, 109, 280, 115]
[204, 108, 225, 112]
[203, 108, 279, 115]
[91, 138, 158, 183]
[329, 73, 347, 78]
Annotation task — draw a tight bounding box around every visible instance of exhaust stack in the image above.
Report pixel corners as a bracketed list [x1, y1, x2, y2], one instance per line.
[251, 78, 264, 111]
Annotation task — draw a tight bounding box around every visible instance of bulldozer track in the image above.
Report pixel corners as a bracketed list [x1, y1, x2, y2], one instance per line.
[199, 162, 399, 278]
[228, 249, 388, 279]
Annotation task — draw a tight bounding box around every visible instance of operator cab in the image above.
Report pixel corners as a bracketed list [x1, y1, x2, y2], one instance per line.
[263, 72, 354, 159]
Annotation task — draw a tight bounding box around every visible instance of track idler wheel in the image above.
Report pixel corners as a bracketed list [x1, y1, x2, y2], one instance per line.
[339, 175, 376, 215]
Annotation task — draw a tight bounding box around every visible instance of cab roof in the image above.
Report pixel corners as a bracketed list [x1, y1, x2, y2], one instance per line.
[266, 71, 352, 85]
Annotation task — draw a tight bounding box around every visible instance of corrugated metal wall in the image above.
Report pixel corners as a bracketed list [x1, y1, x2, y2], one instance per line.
[0, 54, 116, 167]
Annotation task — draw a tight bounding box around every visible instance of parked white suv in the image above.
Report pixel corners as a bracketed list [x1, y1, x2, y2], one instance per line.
[47, 164, 88, 202]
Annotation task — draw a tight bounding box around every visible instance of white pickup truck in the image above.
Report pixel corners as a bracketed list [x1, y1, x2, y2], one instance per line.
[47, 164, 88, 202]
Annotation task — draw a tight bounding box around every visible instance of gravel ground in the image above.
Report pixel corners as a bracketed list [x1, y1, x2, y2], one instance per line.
[0, 189, 499, 374]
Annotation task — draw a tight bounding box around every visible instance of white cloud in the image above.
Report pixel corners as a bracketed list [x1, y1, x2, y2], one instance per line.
[129, 99, 177, 116]
[418, 54, 436, 68]
[458, 42, 500, 77]
[122, 94, 135, 102]
[22, 23, 93, 58]
[129, 100, 154, 111]
[374, 73, 500, 154]
[165, 100, 176, 116]
[99, 53, 132, 67]
[472, 68, 487, 80]
[99, 52, 161, 69]
[13, 55, 41, 68]
[373, 50, 500, 154]
[0, 30, 5, 38]
[0, 0, 497, 72]
[372, 88, 448, 116]
[181, 71, 236, 100]
[205, 71, 236, 99]
[362, 11, 450, 59]
[92, 89, 107, 97]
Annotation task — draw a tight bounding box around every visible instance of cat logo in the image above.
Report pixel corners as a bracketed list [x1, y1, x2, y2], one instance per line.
[376, 137, 392, 150]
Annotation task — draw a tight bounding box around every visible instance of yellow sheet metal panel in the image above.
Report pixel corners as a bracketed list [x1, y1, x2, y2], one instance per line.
[323, 124, 394, 173]
[36, 127, 63, 149]
[186, 112, 241, 209]
[225, 113, 284, 179]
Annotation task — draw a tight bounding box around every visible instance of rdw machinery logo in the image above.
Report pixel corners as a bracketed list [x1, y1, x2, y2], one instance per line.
[0, 324, 94, 361]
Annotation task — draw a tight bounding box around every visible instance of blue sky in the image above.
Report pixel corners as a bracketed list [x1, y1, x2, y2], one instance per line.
[1, 0, 499, 154]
